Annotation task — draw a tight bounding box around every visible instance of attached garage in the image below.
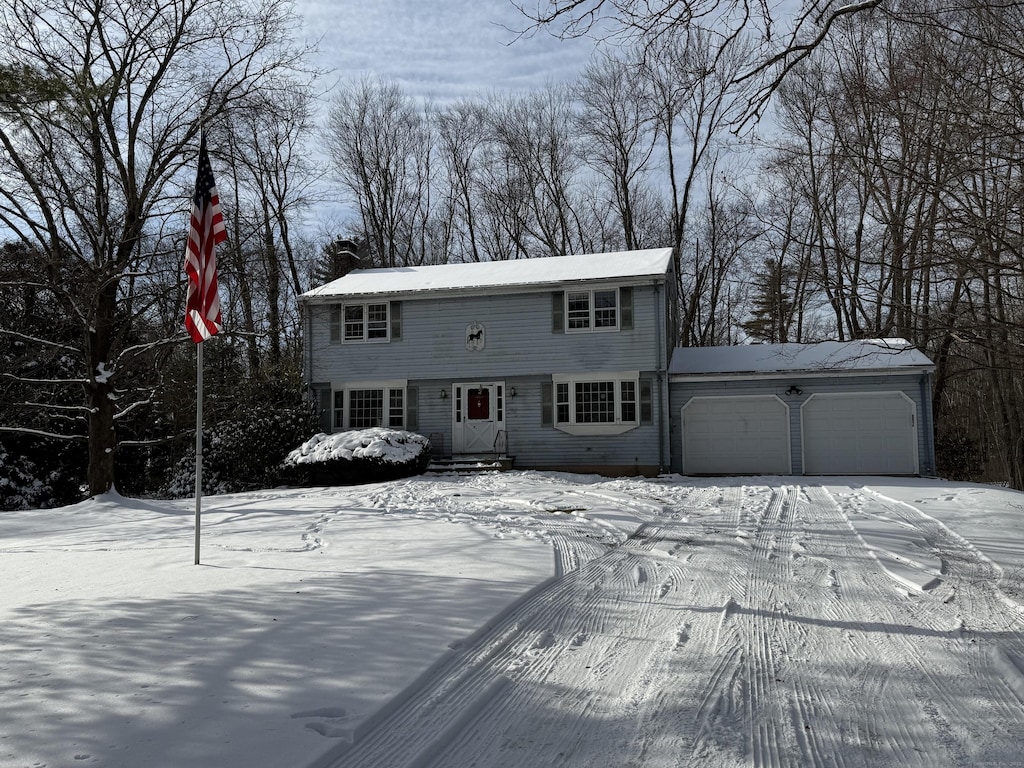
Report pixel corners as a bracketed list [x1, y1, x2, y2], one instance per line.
[668, 340, 936, 477]
[681, 396, 791, 475]
[802, 392, 918, 474]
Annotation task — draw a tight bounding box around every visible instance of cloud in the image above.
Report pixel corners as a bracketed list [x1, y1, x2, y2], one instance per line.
[295, 0, 598, 103]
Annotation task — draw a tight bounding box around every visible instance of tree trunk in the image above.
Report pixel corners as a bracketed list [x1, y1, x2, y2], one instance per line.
[85, 279, 118, 496]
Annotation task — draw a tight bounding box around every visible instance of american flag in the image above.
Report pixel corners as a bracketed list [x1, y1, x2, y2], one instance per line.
[183, 133, 227, 343]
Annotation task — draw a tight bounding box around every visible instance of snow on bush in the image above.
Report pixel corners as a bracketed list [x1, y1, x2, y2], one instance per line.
[286, 428, 430, 465]
[282, 429, 431, 486]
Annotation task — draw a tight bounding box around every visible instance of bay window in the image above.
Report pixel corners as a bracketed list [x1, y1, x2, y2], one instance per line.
[332, 382, 407, 430]
[551, 372, 641, 435]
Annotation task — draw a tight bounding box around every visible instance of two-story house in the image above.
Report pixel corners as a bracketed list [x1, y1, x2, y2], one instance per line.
[300, 248, 677, 475]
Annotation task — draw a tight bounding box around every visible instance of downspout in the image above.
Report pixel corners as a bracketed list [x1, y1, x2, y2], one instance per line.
[654, 282, 667, 473]
[920, 371, 936, 476]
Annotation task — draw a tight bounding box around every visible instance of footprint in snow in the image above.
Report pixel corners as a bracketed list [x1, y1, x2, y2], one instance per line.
[292, 707, 352, 739]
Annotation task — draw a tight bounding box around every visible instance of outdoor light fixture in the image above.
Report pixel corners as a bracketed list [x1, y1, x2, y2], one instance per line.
[786, 385, 803, 396]
[440, 389, 448, 399]
[509, 387, 517, 397]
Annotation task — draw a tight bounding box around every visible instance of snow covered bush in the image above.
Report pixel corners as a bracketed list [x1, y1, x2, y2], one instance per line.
[281, 429, 432, 486]
[0, 436, 85, 511]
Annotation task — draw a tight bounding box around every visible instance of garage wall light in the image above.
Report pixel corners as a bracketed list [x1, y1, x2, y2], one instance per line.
[785, 385, 803, 396]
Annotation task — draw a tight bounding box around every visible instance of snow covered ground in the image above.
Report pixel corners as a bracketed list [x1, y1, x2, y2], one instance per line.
[2, 472, 1023, 768]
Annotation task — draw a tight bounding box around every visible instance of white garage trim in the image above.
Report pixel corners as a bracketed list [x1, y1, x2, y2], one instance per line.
[681, 395, 791, 475]
[801, 391, 918, 475]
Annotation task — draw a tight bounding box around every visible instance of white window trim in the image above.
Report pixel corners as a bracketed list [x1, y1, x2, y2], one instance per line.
[552, 371, 639, 435]
[565, 288, 620, 333]
[332, 379, 408, 430]
[331, 301, 391, 343]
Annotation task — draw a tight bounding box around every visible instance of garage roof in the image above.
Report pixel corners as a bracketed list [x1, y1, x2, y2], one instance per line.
[669, 339, 934, 377]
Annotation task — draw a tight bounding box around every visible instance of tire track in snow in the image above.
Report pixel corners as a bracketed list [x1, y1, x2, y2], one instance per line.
[690, 486, 806, 768]
[690, 483, 1024, 768]
[315, 508, 724, 768]
[809, 485, 1024, 767]
[310, 481, 1024, 768]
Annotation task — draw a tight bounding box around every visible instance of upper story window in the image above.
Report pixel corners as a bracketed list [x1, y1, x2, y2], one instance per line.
[553, 287, 632, 333]
[567, 289, 618, 331]
[330, 301, 401, 343]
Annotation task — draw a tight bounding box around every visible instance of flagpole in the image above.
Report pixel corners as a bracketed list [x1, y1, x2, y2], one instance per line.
[184, 128, 225, 565]
[195, 340, 203, 565]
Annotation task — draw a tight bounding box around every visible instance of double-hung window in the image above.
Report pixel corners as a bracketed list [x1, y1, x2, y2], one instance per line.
[332, 381, 406, 430]
[330, 302, 390, 342]
[551, 372, 641, 435]
[566, 289, 619, 331]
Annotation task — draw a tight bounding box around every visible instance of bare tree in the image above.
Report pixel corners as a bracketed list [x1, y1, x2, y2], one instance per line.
[437, 100, 489, 262]
[576, 52, 659, 251]
[0, 0, 316, 496]
[324, 78, 435, 268]
[220, 86, 323, 368]
[638, 27, 754, 342]
[487, 86, 587, 257]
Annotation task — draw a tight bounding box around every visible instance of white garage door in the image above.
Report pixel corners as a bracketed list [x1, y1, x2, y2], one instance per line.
[802, 392, 917, 475]
[682, 396, 791, 475]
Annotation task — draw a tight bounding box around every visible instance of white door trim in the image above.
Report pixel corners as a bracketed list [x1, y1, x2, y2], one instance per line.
[452, 381, 506, 454]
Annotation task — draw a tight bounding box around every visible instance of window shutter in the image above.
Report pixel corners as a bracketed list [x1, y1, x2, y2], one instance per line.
[541, 381, 553, 426]
[406, 386, 418, 431]
[311, 383, 332, 432]
[390, 301, 402, 340]
[329, 306, 341, 342]
[640, 379, 653, 425]
[620, 287, 633, 330]
[552, 291, 564, 333]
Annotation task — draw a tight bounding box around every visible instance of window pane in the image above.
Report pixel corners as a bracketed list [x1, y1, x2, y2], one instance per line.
[349, 389, 383, 428]
[388, 389, 404, 428]
[567, 292, 590, 329]
[575, 381, 615, 423]
[594, 290, 618, 328]
[620, 380, 637, 423]
[367, 303, 388, 339]
[556, 382, 569, 424]
[344, 305, 364, 340]
[467, 388, 490, 420]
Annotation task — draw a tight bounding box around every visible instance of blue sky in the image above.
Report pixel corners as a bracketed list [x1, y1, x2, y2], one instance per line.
[294, 0, 601, 103]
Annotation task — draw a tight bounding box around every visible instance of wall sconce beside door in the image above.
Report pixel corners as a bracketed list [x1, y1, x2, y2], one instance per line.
[440, 388, 448, 399]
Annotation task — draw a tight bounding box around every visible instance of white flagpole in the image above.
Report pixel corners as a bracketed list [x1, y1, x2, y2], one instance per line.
[194, 340, 204, 565]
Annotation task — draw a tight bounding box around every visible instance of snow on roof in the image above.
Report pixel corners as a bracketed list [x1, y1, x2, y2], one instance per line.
[669, 339, 934, 376]
[301, 248, 673, 300]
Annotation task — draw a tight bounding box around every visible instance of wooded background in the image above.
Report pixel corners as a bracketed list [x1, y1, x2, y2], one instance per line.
[2, 0, 1021, 505]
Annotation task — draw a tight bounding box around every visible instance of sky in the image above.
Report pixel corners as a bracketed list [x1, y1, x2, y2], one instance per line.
[289, 0, 604, 232]
[293, 0, 601, 105]
[3, 470, 1023, 767]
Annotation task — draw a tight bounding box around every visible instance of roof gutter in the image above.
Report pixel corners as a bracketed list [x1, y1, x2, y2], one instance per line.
[669, 367, 935, 383]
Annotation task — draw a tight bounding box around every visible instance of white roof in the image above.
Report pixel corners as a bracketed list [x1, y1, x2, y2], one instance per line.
[301, 248, 673, 301]
[669, 339, 934, 376]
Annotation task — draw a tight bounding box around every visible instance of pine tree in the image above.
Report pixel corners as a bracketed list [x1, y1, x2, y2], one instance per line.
[741, 257, 796, 343]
